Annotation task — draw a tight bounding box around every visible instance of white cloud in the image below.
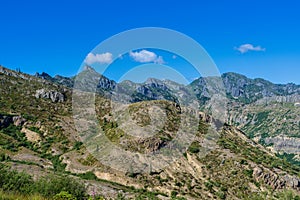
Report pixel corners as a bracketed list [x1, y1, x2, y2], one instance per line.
[84, 52, 113, 65]
[235, 44, 266, 54]
[129, 50, 165, 64]
[172, 55, 177, 59]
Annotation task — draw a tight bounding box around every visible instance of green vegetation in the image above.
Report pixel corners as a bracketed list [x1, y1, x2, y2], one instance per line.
[218, 129, 300, 176]
[0, 190, 48, 200]
[188, 141, 200, 154]
[0, 163, 86, 199]
[277, 152, 300, 166]
[0, 124, 34, 152]
[77, 171, 98, 180]
[73, 141, 83, 150]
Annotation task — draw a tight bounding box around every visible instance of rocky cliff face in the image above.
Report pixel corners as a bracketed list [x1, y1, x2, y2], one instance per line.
[221, 72, 300, 102]
[190, 72, 300, 105]
[265, 135, 300, 154]
[253, 166, 300, 191]
[35, 89, 65, 103]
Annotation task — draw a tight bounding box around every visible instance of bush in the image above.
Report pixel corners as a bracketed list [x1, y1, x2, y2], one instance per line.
[73, 141, 83, 150]
[204, 181, 213, 191]
[0, 164, 87, 199]
[217, 191, 226, 199]
[49, 155, 67, 172]
[171, 191, 178, 198]
[35, 174, 86, 199]
[0, 152, 10, 161]
[188, 142, 200, 154]
[0, 164, 34, 194]
[53, 191, 76, 200]
[77, 171, 98, 180]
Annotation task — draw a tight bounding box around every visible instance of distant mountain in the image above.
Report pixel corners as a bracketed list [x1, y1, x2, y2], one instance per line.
[190, 72, 300, 164]
[190, 72, 300, 104]
[33, 67, 300, 104]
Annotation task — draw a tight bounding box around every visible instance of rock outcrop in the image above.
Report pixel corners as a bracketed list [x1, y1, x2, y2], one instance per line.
[265, 135, 300, 154]
[0, 115, 13, 128]
[35, 89, 65, 103]
[12, 116, 26, 126]
[0, 115, 26, 128]
[253, 166, 300, 191]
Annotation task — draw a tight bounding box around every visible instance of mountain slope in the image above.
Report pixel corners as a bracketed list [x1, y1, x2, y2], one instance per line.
[14, 66, 300, 163]
[0, 65, 300, 199]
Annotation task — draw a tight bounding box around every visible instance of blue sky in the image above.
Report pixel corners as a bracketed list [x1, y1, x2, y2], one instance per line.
[0, 0, 299, 84]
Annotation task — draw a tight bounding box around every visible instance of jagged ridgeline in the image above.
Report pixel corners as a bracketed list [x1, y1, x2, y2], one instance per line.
[0, 65, 300, 199]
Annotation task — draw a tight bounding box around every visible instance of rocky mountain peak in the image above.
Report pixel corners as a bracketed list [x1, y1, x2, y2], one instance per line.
[83, 65, 96, 72]
[34, 72, 53, 80]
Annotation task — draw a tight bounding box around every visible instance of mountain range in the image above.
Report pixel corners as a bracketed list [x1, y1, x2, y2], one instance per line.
[0, 65, 300, 199]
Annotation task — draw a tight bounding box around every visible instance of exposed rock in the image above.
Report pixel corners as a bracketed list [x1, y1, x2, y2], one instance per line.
[253, 167, 263, 177]
[133, 81, 175, 102]
[284, 175, 300, 189]
[97, 75, 116, 91]
[11, 148, 53, 169]
[199, 111, 212, 123]
[35, 88, 65, 103]
[253, 166, 300, 191]
[54, 75, 74, 88]
[122, 137, 167, 154]
[21, 127, 41, 142]
[12, 116, 26, 126]
[255, 94, 300, 105]
[0, 115, 26, 128]
[34, 72, 53, 81]
[253, 167, 285, 189]
[265, 135, 300, 154]
[137, 137, 166, 153]
[0, 66, 29, 80]
[190, 72, 300, 104]
[0, 114, 13, 128]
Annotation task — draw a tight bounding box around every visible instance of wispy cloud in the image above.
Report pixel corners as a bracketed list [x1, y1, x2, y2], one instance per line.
[235, 44, 266, 54]
[129, 50, 165, 64]
[84, 52, 113, 65]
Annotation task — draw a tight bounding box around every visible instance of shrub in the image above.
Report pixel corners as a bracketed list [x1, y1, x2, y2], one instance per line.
[188, 142, 200, 154]
[217, 191, 226, 200]
[53, 191, 76, 200]
[171, 191, 178, 198]
[73, 141, 83, 150]
[0, 164, 34, 194]
[35, 174, 86, 199]
[0, 152, 10, 161]
[0, 164, 87, 199]
[50, 155, 67, 172]
[77, 171, 98, 180]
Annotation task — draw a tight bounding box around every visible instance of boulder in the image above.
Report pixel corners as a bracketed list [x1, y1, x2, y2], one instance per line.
[0, 115, 13, 128]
